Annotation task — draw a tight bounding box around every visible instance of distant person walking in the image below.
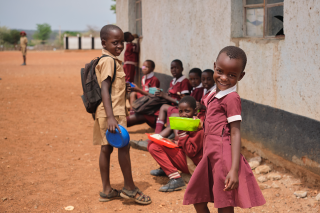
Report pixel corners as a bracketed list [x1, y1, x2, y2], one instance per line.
[20, 31, 28, 65]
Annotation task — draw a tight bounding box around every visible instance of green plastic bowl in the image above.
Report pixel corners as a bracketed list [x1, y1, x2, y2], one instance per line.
[169, 117, 200, 131]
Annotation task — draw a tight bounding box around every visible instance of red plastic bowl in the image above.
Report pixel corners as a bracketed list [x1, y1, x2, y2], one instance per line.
[146, 133, 178, 148]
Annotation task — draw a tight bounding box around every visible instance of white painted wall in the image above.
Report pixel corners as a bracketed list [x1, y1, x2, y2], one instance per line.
[68, 37, 78, 50]
[94, 37, 102, 50]
[238, 0, 320, 121]
[116, 0, 320, 121]
[81, 37, 92, 50]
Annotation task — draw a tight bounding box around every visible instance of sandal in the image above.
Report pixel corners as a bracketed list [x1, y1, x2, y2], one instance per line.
[120, 187, 152, 205]
[99, 188, 121, 202]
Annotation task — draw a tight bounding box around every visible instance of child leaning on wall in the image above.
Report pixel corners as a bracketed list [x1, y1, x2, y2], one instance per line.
[123, 32, 140, 82]
[148, 96, 204, 192]
[93, 25, 151, 205]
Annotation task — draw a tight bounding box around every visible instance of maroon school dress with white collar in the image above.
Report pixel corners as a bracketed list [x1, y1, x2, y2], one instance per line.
[183, 85, 266, 208]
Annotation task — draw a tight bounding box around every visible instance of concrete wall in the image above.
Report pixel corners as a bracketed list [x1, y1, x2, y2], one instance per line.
[238, 0, 320, 122]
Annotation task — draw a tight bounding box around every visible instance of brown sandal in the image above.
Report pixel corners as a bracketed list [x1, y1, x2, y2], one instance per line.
[120, 187, 152, 205]
[99, 188, 121, 202]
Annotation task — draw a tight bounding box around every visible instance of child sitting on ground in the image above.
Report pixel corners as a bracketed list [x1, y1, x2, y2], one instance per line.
[127, 59, 191, 129]
[123, 32, 139, 82]
[196, 69, 216, 121]
[129, 59, 160, 109]
[93, 25, 151, 205]
[148, 96, 204, 192]
[154, 68, 202, 134]
[183, 46, 265, 212]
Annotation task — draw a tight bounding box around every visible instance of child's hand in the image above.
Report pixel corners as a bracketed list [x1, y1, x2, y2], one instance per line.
[126, 82, 131, 93]
[196, 102, 201, 111]
[107, 117, 121, 134]
[224, 169, 239, 191]
[155, 90, 164, 98]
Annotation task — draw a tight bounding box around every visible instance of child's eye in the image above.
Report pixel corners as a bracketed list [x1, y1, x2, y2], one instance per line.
[113, 42, 118, 45]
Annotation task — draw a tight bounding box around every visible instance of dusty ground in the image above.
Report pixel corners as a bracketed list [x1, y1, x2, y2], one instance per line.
[0, 50, 319, 213]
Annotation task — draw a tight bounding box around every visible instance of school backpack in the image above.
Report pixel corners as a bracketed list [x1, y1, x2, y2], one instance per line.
[80, 55, 116, 114]
[132, 95, 171, 115]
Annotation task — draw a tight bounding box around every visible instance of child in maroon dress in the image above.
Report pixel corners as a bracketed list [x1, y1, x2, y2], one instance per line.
[148, 96, 204, 192]
[183, 46, 265, 212]
[127, 59, 191, 129]
[129, 60, 160, 109]
[123, 32, 139, 82]
[154, 68, 200, 134]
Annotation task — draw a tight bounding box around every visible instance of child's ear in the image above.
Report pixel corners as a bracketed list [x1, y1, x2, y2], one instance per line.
[238, 71, 245, 81]
[101, 39, 106, 48]
[213, 62, 216, 71]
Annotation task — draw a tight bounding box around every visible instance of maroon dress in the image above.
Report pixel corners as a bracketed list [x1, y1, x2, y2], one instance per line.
[183, 86, 266, 208]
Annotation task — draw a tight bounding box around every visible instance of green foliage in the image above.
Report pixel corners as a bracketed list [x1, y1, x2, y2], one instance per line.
[2, 29, 20, 44]
[110, 0, 116, 14]
[33, 23, 52, 41]
[0, 26, 10, 43]
[63, 31, 81, 36]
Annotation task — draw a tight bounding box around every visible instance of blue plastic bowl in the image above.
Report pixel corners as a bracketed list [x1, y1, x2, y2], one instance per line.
[129, 82, 135, 88]
[105, 125, 130, 148]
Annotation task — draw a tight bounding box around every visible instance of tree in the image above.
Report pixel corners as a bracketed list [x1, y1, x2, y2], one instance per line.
[33, 23, 52, 43]
[110, 0, 116, 14]
[2, 29, 20, 45]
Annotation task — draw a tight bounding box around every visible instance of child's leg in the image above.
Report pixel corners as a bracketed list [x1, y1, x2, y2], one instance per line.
[218, 207, 234, 213]
[118, 145, 135, 191]
[129, 92, 137, 109]
[194, 203, 210, 213]
[99, 145, 114, 194]
[127, 114, 147, 127]
[155, 104, 171, 133]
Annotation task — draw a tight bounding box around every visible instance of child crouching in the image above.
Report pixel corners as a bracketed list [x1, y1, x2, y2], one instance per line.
[148, 96, 204, 192]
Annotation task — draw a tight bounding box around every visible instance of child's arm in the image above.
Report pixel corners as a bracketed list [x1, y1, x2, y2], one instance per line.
[178, 130, 204, 158]
[101, 77, 121, 133]
[154, 91, 179, 105]
[224, 121, 241, 191]
[131, 84, 150, 96]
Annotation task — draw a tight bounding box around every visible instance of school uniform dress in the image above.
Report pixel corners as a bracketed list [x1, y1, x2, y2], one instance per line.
[136, 72, 160, 99]
[191, 83, 204, 102]
[148, 128, 204, 176]
[197, 85, 216, 121]
[123, 43, 138, 82]
[166, 76, 192, 123]
[183, 85, 266, 208]
[93, 49, 127, 146]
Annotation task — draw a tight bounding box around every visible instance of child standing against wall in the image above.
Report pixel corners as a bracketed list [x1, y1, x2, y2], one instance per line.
[123, 32, 139, 82]
[93, 25, 151, 205]
[183, 46, 265, 212]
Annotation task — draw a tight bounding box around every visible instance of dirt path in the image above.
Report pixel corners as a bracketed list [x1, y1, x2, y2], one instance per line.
[0, 51, 319, 213]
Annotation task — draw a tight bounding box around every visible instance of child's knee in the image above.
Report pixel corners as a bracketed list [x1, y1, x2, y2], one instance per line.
[101, 145, 113, 154]
[130, 92, 137, 99]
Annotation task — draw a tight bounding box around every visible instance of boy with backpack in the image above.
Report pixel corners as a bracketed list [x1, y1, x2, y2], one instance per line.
[87, 25, 151, 204]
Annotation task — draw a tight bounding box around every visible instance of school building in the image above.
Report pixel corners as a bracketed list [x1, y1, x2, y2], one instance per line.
[116, 0, 320, 181]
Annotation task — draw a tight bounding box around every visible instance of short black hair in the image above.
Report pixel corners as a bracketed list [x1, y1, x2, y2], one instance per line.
[100, 24, 122, 40]
[179, 96, 196, 109]
[124, 32, 132, 42]
[171, 59, 183, 68]
[217, 46, 247, 71]
[145, 59, 155, 70]
[189, 68, 202, 78]
[203, 69, 214, 76]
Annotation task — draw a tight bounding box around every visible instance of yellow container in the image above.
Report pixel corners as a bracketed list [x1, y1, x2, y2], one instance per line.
[169, 117, 200, 131]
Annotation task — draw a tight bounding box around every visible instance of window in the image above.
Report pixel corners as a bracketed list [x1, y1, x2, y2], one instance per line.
[135, 0, 142, 36]
[243, 0, 284, 37]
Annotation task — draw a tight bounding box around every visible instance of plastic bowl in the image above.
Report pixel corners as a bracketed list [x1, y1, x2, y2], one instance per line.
[105, 125, 130, 148]
[169, 117, 200, 131]
[149, 87, 162, 94]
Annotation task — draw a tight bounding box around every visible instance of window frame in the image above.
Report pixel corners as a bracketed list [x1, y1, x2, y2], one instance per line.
[135, 0, 142, 36]
[243, 0, 284, 38]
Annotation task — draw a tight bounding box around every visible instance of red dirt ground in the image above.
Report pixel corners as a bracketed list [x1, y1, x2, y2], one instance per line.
[0, 51, 319, 213]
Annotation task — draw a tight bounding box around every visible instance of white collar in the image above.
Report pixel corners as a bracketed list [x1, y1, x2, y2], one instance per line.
[193, 83, 202, 90]
[203, 84, 216, 95]
[210, 84, 237, 99]
[142, 72, 155, 85]
[172, 75, 186, 85]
